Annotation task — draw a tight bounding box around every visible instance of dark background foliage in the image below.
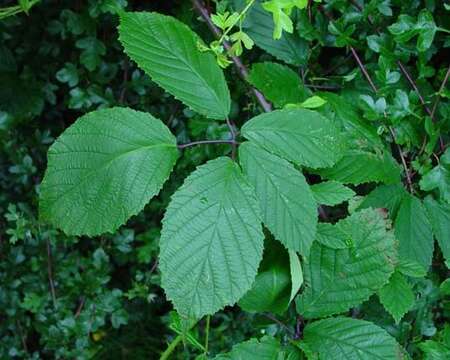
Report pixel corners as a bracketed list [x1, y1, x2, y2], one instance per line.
[0, 0, 449, 359]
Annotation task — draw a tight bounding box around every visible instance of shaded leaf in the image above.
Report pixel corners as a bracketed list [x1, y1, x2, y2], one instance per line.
[310, 180, 355, 206]
[379, 271, 414, 323]
[247, 62, 311, 108]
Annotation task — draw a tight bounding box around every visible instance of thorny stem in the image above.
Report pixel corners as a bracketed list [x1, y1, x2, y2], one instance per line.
[16, 320, 28, 353]
[217, 0, 256, 45]
[348, 0, 445, 151]
[226, 116, 238, 160]
[397, 61, 434, 120]
[349, 46, 414, 193]
[46, 238, 58, 309]
[160, 334, 183, 360]
[204, 315, 211, 356]
[432, 65, 450, 119]
[263, 313, 295, 337]
[177, 139, 238, 149]
[191, 0, 272, 112]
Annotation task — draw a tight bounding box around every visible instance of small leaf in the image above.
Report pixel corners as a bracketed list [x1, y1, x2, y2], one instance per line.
[241, 109, 346, 169]
[395, 195, 434, 277]
[315, 223, 349, 249]
[420, 148, 450, 204]
[379, 271, 414, 323]
[298, 96, 327, 109]
[75, 37, 106, 71]
[288, 250, 303, 304]
[56, 63, 79, 87]
[40, 107, 178, 236]
[302, 317, 404, 359]
[118, 12, 230, 119]
[310, 180, 355, 206]
[159, 157, 264, 318]
[239, 142, 317, 255]
[240, 1, 309, 65]
[247, 62, 311, 108]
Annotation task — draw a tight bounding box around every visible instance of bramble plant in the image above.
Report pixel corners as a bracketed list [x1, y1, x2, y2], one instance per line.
[30, 0, 450, 358]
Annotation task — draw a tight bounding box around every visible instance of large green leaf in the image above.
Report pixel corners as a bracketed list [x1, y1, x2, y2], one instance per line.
[159, 157, 264, 318]
[395, 195, 434, 277]
[247, 62, 311, 108]
[424, 197, 450, 268]
[239, 142, 317, 255]
[118, 12, 230, 119]
[40, 107, 178, 236]
[310, 180, 355, 206]
[241, 109, 346, 169]
[214, 336, 282, 360]
[302, 317, 403, 359]
[236, 0, 309, 65]
[379, 271, 414, 324]
[296, 209, 396, 319]
[316, 150, 401, 185]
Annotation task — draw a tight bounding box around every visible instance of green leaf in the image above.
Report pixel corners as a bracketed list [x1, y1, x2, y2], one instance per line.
[214, 336, 281, 359]
[310, 181, 355, 206]
[241, 109, 346, 169]
[388, 10, 437, 52]
[239, 241, 290, 315]
[357, 184, 408, 218]
[315, 222, 349, 249]
[239, 142, 317, 255]
[318, 92, 383, 148]
[56, 63, 79, 87]
[378, 271, 414, 323]
[419, 340, 450, 360]
[262, 1, 294, 39]
[288, 250, 303, 304]
[395, 195, 434, 277]
[298, 96, 327, 109]
[296, 209, 396, 319]
[424, 197, 450, 268]
[159, 157, 264, 318]
[247, 62, 311, 108]
[303, 317, 403, 359]
[239, 0, 309, 65]
[316, 150, 401, 185]
[420, 148, 450, 204]
[40, 107, 178, 236]
[75, 37, 106, 71]
[118, 12, 230, 119]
